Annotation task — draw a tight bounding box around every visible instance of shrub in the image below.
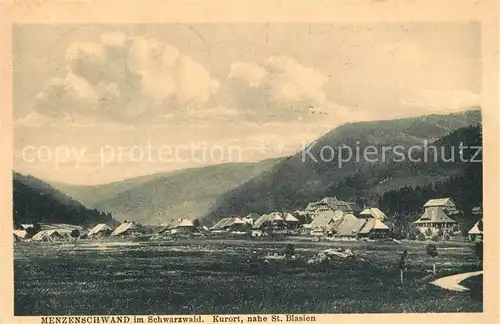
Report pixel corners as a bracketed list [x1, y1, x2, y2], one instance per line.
[425, 228, 433, 237]
[431, 234, 440, 242]
[408, 231, 417, 240]
[443, 234, 451, 241]
[426, 242, 439, 257]
[437, 228, 444, 237]
[417, 232, 426, 241]
[474, 241, 483, 261]
[70, 229, 80, 238]
[285, 244, 295, 258]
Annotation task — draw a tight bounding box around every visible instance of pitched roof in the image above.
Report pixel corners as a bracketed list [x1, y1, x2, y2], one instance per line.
[468, 220, 483, 235]
[210, 217, 233, 230]
[358, 218, 375, 234]
[309, 210, 344, 230]
[284, 213, 299, 222]
[88, 224, 113, 236]
[346, 202, 362, 213]
[373, 218, 390, 230]
[269, 212, 284, 221]
[13, 229, 28, 239]
[472, 207, 483, 214]
[252, 213, 285, 229]
[305, 197, 353, 213]
[245, 213, 261, 221]
[360, 208, 388, 221]
[31, 230, 66, 241]
[231, 217, 246, 225]
[320, 197, 352, 212]
[335, 214, 366, 236]
[112, 222, 140, 235]
[162, 219, 194, 231]
[424, 198, 454, 207]
[414, 207, 457, 224]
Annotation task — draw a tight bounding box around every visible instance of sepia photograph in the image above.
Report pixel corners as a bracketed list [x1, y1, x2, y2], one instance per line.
[8, 18, 489, 319]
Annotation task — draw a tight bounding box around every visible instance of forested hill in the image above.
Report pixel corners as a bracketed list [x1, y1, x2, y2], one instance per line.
[378, 125, 482, 221]
[13, 172, 118, 227]
[202, 110, 481, 225]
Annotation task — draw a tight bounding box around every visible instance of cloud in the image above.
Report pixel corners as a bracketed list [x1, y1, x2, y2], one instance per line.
[264, 56, 328, 104]
[402, 89, 480, 113]
[229, 56, 366, 123]
[15, 111, 57, 128]
[229, 62, 266, 87]
[31, 32, 220, 125]
[230, 55, 328, 105]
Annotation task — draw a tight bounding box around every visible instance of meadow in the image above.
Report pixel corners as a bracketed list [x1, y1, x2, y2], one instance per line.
[14, 238, 482, 315]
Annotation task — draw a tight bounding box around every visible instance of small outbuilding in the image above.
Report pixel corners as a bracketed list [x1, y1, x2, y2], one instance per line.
[468, 220, 483, 241]
[88, 223, 113, 237]
[111, 222, 143, 236]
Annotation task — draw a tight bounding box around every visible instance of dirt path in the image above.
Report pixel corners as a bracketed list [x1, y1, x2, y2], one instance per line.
[431, 270, 483, 292]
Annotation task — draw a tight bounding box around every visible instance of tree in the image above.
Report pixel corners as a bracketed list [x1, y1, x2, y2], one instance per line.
[284, 244, 295, 259]
[408, 226, 420, 241]
[70, 229, 80, 241]
[426, 242, 439, 274]
[192, 219, 201, 228]
[25, 223, 41, 239]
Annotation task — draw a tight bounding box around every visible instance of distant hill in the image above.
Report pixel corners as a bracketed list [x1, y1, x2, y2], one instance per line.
[202, 110, 481, 225]
[13, 172, 118, 227]
[52, 160, 281, 224]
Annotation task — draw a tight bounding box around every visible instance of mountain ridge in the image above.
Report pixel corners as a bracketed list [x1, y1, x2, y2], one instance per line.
[13, 172, 118, 227]
[45, 109, 481, 225]
[201, 109, 481, 224]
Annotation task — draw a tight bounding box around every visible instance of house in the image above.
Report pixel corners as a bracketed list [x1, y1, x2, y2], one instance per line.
[423, 198, 459, 215]
[283, 213, 300, 230]
[13, 229, 28, 240]
[243, 213, 260, 225]
[472, 206, 483, 216]
[309, 209, 344, 236]
[359, 207, 388, 221]
[252, 212, 286, 233]
[160, 219, 196, 235]
[357, 218, 390, 238]
[88, 224, 113, 237]
[210, 217, 248, 232]
[210, 218, 235, 231]
[30, 230, 67, 242]
[346, 202, 363, 216]
[413, 207, 457, 232]
[304, 197, 354, 219]
[111, 222, 143, 236]
[41, 224, 84, 236]
[468, 220, 483, 240]
[334, 214, 366, 239]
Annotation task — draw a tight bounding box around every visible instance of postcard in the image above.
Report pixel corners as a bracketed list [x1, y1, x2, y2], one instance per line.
[0, 1, 498, 323]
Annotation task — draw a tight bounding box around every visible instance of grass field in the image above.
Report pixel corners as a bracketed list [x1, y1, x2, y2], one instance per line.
[14, 238, 482, 315]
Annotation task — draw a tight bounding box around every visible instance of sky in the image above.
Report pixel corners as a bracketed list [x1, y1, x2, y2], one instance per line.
[13, 23, 481, 185]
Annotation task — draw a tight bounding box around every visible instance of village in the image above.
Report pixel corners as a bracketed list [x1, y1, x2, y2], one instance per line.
[13, 196, 484, 244]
